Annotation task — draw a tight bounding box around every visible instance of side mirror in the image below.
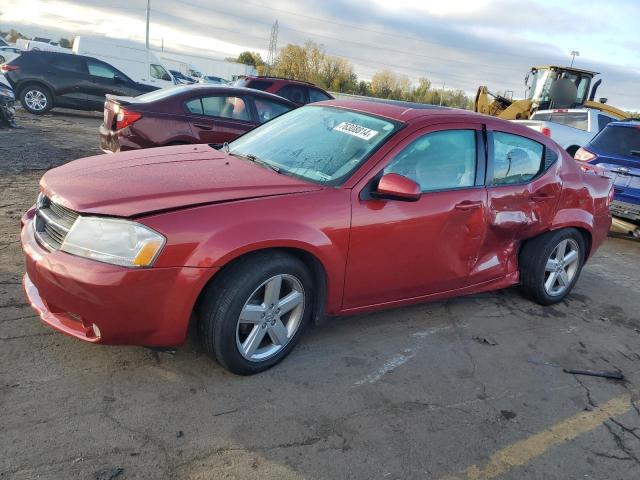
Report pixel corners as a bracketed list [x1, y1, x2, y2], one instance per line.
[599, 97, 608, 104]
[374, 173, 421, 202]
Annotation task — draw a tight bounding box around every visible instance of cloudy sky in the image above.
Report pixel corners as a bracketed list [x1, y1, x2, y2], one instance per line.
[2, 0, 639, 109]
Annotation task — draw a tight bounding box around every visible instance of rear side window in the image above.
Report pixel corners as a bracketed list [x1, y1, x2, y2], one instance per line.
[276, 85, 308, 104]
[308, 88, 331, 103]
[591, 125, 640, 157]
[51, 55, 84, 73]
[492, 132, 544, 185]
[185, 98, 204, 115]
[246, 80, 274, 91]
[186, 96, 251, 121]
[531, 111, 587, 130]
[253, 97, 293, 124]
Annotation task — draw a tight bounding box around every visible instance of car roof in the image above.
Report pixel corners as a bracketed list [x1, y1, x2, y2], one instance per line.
[315, 98, 488, 123]
[159, 84, 298, 106]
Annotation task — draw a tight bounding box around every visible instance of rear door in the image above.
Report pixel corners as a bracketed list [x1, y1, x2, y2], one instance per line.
[184, 94, 255, 143]
[46, 54, 88, 108]
[475, 130, 562, 285]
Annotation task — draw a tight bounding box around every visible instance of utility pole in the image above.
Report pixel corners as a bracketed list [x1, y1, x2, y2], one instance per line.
[570, 50, 579, 67]
[145, 0, 151, 49]
[266, 20, 278, 74]
[439, 81, 445, 106]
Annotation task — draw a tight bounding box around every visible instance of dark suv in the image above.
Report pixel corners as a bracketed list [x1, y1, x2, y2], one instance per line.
[1, 51, 156, 114]
[232, 76, 333, 105]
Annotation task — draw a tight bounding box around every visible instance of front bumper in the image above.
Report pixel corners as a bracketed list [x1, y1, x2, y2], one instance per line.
[21, 209, 217, 346]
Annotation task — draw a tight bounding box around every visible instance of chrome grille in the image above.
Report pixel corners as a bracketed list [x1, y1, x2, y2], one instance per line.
[34, 194, 79, 251]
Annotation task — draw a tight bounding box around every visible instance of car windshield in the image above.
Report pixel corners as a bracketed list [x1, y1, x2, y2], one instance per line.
[228, 106, 400, 184]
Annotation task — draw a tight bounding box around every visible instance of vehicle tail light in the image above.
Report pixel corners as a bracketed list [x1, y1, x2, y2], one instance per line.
[1, 64, 19, 72]
[574, 147, 596, 162]
[541, 127, 551, 137]
[116, 109, 142, 130]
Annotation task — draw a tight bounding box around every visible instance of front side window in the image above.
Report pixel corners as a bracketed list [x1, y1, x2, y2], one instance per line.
[87, 60, 119, 79]
[254, 98, 293, 124]
[150, 64, 171, 81]
[492, 132, 544, 185]
[229, 106, 400, 184]
[384, 130, 477, 192]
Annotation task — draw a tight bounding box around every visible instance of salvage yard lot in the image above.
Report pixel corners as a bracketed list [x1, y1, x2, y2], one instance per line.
[1, 110, 640, 479]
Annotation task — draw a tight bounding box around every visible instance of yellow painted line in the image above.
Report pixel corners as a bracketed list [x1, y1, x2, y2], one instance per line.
[442, 393, 633, 480]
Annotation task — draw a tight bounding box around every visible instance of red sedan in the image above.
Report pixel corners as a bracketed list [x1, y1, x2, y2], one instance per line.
[22, 99, 613, 374]
[99, 85, 296, 153]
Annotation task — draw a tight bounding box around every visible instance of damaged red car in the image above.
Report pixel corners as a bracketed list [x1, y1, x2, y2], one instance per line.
[21, 99, 612, 374]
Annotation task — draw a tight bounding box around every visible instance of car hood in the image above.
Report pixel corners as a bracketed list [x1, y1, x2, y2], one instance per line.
[40, 144, 323, 217]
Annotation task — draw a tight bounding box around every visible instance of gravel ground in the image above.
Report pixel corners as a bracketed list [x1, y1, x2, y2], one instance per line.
[1, 109, 640, 480]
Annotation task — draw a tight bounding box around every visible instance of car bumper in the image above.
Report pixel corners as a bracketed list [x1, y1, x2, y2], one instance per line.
[611, 199, 640, 223]
[21, 208, 217, 346]
[99, 124, 146, 154]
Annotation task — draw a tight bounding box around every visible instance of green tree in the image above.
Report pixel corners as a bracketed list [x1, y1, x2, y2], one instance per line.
[235, 51, 264, 68]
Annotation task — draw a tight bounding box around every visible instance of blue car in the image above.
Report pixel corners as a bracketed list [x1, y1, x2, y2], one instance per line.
[575, 120, 640, 234]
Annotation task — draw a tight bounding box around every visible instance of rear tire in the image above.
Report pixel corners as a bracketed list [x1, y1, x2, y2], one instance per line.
[20, 83, 53, 115]
[519, 228, 585, 305]
[197, 251, 313, 375]
[0, 56, 5, 64]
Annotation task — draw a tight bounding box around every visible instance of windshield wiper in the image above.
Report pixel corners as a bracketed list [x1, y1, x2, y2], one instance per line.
[229, 151, 280, 173]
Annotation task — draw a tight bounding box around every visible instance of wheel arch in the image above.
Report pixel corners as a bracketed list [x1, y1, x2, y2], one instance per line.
[193, 246, 329, 327]
[519, 224, 593, 264]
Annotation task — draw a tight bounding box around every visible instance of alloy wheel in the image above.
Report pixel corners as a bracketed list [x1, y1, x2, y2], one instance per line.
[236, 274, 305, 362]
[543, 238, 580, 296]
[24, 90, 48, 111]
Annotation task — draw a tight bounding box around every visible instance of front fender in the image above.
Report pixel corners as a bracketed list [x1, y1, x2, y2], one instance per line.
[141, 189, 352, 313]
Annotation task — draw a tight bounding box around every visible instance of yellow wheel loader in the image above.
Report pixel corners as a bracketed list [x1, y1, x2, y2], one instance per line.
[474, 65, 627, 120]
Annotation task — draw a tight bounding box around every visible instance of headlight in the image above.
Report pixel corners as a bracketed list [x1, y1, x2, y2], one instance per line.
[61, 217, 165, 267]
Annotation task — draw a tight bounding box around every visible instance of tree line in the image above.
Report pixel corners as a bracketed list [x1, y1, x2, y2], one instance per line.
[229, 41, 473, 109]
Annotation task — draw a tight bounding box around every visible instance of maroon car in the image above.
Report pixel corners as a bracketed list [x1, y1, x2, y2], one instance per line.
[231, 76, 333, 105]
[99, 85, 296, 153]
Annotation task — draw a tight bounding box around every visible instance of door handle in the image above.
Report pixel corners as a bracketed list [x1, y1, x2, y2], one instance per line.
[193, 123, 213, 130]
[454, 200, 483, 211]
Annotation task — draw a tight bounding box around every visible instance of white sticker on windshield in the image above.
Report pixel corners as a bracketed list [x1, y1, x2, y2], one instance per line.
[333, 122, 379, 141]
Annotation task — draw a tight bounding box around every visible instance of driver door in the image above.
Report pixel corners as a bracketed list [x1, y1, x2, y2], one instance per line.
[343, 124, 489, 309]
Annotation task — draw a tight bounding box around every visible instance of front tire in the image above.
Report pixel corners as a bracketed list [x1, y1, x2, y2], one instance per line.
[20, 84, 53, 114]
[197, 252, 313, 375]
[519, 228, 585, 305]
